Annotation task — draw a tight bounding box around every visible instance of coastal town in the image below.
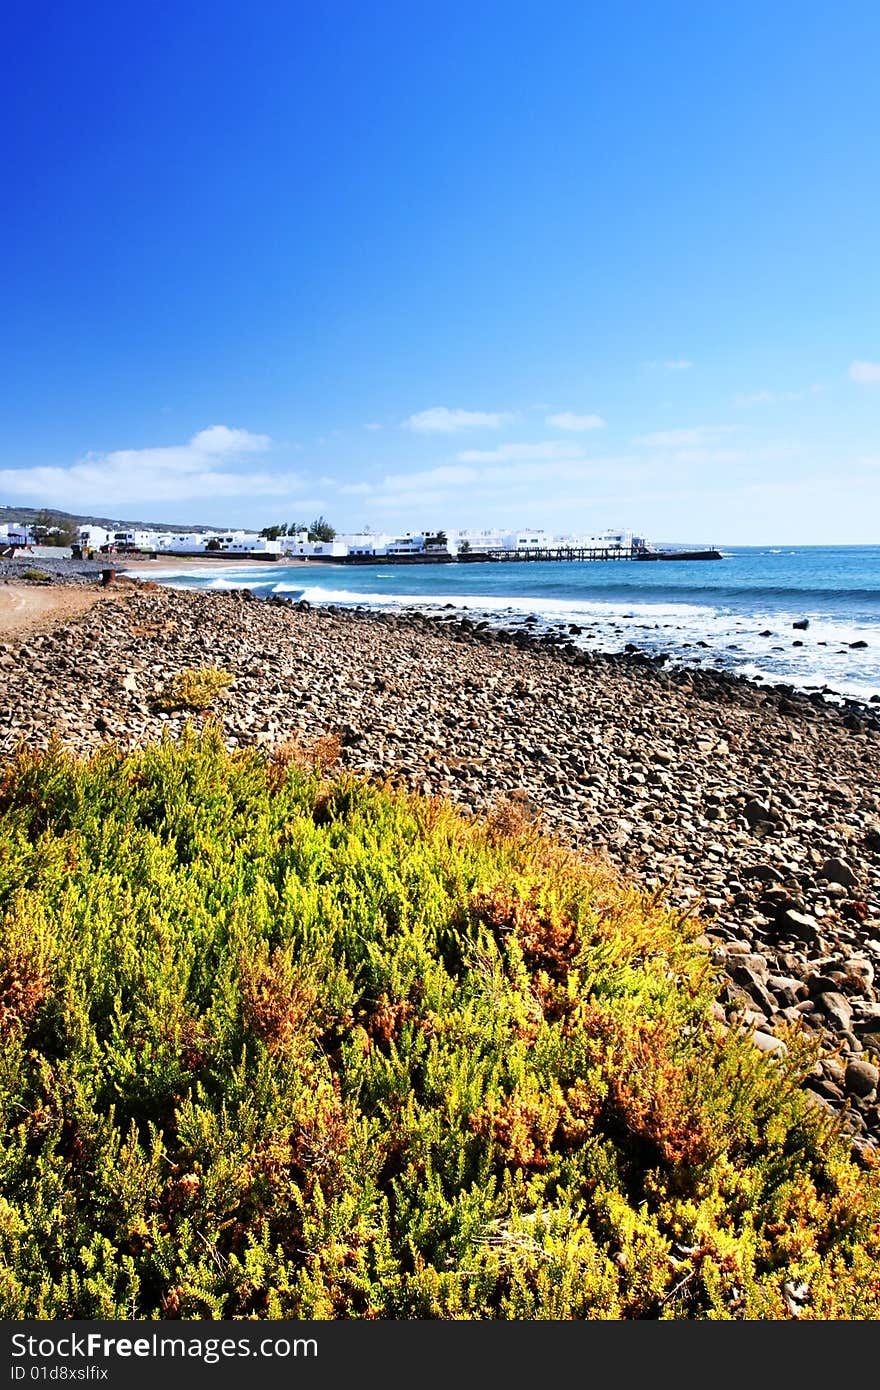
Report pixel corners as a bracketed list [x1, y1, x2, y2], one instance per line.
[0, 517, 641, 560]
[0, 517, 714, 564]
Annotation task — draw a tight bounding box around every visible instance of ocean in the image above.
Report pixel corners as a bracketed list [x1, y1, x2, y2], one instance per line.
[146, 545, 880, 706]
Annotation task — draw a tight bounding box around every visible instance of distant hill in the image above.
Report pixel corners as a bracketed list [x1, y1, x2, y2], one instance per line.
[0, 505, 214, 534]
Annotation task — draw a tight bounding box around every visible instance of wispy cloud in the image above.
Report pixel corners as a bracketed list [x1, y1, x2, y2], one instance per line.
[735, 384, 826, 407]
[338, 481, 374, 495]
[634, 426, 733, 447]
[401, 407, 515, 433]
[457, 441, 584, 463]
[849, 360, 880, 384]
[545, 411, 605, 431]
[0, 425, 306, 509]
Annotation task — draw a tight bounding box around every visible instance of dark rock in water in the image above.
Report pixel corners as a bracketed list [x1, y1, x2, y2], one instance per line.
[568, 624, 583, 635]
[792, 619, 810, 630]
[792, 640, 804, 647]
[759, 630, 773, 637]
[849, 640, 868, 649]
[296, 599, 311, 611]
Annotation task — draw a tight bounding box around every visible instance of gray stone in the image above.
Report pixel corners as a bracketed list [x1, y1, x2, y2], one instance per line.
[845, 1059, 879, 1099]
[751, 1031, 787, 1057]
[821, 856, 858, 887]
[775, 908, 820, 942]
[816, 991, 853, 1032]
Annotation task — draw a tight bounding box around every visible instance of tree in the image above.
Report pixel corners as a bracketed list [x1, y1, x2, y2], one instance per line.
[206, 537, 223, 550]
[259, 525, 284, 541]
[32, 510, 77, 547]
[308, 516, 336, 542]
[459, 539, 471, 555]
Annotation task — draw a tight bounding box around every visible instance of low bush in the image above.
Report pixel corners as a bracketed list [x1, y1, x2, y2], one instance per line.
[153, 666, 234, 712]
[0, 726, 877, 1319]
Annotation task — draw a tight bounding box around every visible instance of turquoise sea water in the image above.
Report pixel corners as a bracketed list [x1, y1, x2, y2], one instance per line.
[146, 545, 880, 704]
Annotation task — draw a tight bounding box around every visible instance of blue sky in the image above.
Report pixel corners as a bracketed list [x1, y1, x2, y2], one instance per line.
[2, 1, 878, 543]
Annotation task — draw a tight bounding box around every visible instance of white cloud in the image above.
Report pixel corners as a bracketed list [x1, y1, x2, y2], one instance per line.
[338, 482, 373, 495]
[457, 441, 584, 463]
[634, 426, 733, 447]
[401, 407, 515, 433]
[0, 425, 306, 510]
[736, 383, 830, 406]
[188, 425, 270, 454]
[545, 412, 605, 431]
[849, 360, 880, 384]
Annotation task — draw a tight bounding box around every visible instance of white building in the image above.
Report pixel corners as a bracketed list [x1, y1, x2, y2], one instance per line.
[152, 532, 209, 553]
[282, 535, 350, 557]
[452, 528, 547, 553]
[0, 522, 34, 547]
[112, 529, 156, 551]
[77, 525, 113, 551]
[332, 531, 394, 556]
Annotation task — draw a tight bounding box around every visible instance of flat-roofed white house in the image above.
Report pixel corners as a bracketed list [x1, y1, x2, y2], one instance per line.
[78, 525, 113, 551]
[112, 529, 156, 551]
[152, 532, 208, 552]
[205, 532, 282, 554]
[0, 522, 34, 548]
[333, 532, 394, 556]
[452, 528, 547, 553]
[281, 536, 350, 557]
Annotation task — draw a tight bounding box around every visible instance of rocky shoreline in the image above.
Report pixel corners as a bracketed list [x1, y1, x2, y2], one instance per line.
[0, 556, 109, 584]
[1, 579, 879, 1153]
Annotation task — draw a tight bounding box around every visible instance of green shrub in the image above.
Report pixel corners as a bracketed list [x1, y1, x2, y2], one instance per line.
[153, 666, 234, 712]
[21, 568, 51, 583]
[0, 726, 877, 1319]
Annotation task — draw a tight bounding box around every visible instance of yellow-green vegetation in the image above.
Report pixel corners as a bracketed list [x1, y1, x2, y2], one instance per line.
[21, 569, 51, 584]
[0, 726, 878, 1320]
[153, 666, 234, 712]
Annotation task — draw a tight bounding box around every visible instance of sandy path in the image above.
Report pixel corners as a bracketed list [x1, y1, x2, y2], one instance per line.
[0, 583, 121, 637]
